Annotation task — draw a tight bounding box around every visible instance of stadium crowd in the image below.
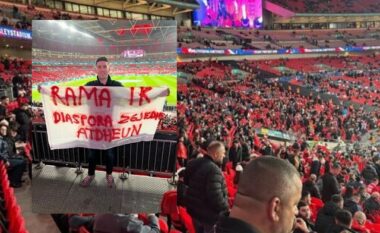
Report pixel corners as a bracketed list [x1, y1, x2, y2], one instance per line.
[0, 56, 32, 189]
[238, 54, 380, 107]
[176, 59, 380, 233]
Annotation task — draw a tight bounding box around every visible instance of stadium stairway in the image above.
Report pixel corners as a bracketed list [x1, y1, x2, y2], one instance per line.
[13, 183, 60, 233]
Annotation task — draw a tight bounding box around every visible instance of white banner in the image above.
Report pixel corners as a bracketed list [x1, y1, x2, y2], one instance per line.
[40, 86, 168, 150]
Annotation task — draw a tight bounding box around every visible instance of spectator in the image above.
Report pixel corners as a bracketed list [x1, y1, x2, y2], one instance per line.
[69, 213, 160, 233]
[294, 200, 316, 233]
[215, 156, 305, 233]
[17, 89, 29, 106]
[80, 57, 123, 188]
[303, 174, 322, 199]
[261, 138, 273, 156]
[322, 162, 342, 203]
[363, 192, 380, 221]
[301, 190, 312, 206]
[2, 123, 22, 158]
[184, 141, 229, 233]
[374, 155, 380, 180]
[344, 190, 362, 216]
[353, 212, 366, 226]
[310, 156, 321, 177]
[177, 136, 188, 167]
[326, 209, 355, 233]
[361, 163, 378, 184]
[0, 124, 26, 188]
[315, 194, 344, 233]
[228, 139, 242, 168]
[352, 211, 370, 233]
[13, 103, 31, 142]
[3, 57, 9, 70]
[0, 96, 9, 117]
[366, 178, 379, 194]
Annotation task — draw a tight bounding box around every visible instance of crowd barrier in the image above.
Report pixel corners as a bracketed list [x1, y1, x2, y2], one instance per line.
[32, 123, 177, 176]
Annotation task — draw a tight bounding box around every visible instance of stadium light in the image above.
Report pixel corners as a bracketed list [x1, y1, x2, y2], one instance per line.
[58, 21, 68, 29]
[81, 32, 93, 38]
[69, 26, 78, 33]
[242, 4, 247, 19]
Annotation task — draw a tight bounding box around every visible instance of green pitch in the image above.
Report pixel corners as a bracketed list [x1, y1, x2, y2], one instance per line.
[32, 74, 177, 106]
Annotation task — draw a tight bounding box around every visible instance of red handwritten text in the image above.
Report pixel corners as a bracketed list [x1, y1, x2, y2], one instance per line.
[76, 124, 142, 142]
[117, 111, 165, 124]
[51, 86, 111, 108]
[51, 86, 153, 107]
[53, 112, 113, 127]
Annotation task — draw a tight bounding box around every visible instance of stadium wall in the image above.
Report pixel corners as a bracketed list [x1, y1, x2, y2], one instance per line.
[177, 52, 360, 61]
[271, 14, 380, 29]
[0, 48, 31, 59]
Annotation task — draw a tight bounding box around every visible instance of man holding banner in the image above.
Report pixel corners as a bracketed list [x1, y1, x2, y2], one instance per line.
[40, 57, 169, 189]
[80, 57, 123, 188]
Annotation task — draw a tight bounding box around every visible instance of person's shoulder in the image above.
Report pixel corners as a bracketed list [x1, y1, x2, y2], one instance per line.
[202, 158, 221, 173]
[187, 157, 202, 168]
[110, 80, 123, 87]
[85, 80, 97, 86]
[188, 157, 213, 170]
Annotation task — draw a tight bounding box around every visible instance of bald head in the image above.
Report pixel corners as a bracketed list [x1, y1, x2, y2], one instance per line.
[207, 141, 226, 164]
[237, 156, 301, 202]
[230, 157, 302, 233]
[309, 174, 317, 182]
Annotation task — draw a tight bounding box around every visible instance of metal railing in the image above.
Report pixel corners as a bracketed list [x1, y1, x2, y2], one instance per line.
[32, 123, 177, 177]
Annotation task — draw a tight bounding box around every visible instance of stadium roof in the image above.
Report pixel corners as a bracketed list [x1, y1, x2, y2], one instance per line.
[266, 0, 380, 14]
[33, 20, 176, 47]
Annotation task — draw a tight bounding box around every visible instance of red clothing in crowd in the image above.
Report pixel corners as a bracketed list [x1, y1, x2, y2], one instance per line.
[176, 142, 187, 160]
[17, 96, 29, 106]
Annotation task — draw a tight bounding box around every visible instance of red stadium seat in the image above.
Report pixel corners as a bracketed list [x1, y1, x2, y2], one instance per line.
[79, 226, 90, 233]
[169, 230, 182, 233]
[161, 191, 182, 230]
[160, 190, 195, 233]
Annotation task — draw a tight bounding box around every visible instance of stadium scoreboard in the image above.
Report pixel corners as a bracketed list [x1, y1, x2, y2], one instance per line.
[121, 49, 145, 58]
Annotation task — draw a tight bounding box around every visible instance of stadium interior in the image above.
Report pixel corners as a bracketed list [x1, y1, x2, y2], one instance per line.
[0, 0, 379, 232]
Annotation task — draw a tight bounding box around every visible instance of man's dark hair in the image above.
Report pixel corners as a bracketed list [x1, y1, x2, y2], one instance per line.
[331, 194, 343, 204]
[335, 209, 352, 227]
[9, 122, 19, 131]
[332, 162, 341, 169]
[0, 96, 8, 101]
[96, 57, 108, 64]
[298, 200, 308, 210]
[301, 190, 311, 200]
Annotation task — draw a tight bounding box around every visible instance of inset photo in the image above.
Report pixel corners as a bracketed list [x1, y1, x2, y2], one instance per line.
[31, 20, 177, 213]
